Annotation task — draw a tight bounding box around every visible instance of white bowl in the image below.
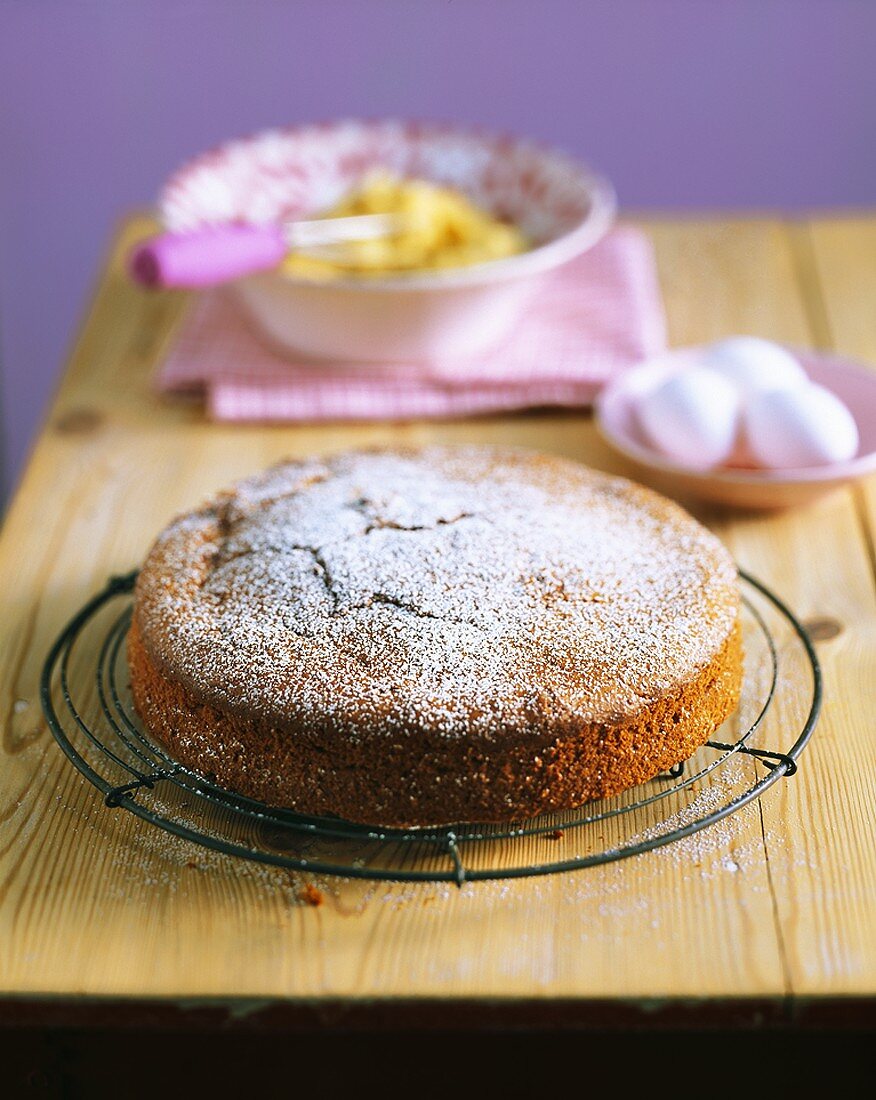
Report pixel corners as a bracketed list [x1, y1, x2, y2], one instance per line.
[160, 119, 616, 362]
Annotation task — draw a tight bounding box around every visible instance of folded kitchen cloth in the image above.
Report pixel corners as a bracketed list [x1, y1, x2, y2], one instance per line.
[155, 226, 666, 422]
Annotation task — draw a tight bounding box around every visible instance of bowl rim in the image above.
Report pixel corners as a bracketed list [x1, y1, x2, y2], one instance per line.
[159, 117, 617, 292]
[595, 346, 876, 487]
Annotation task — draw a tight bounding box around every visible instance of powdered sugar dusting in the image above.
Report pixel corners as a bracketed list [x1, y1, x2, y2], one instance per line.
[135, 447, 738, 739]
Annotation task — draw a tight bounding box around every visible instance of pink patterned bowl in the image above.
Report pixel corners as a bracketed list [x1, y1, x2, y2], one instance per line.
[596, 347, 876, 510]
[160, 119, 616, 362]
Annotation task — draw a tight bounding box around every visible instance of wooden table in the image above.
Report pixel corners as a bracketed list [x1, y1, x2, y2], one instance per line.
[2, 215, 875, 1031]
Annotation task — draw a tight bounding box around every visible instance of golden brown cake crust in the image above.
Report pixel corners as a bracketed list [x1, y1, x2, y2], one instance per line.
[128, 446, 743, 826]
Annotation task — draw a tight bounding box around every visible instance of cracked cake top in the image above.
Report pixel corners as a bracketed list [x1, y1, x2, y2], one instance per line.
[132, 446, 740, 742]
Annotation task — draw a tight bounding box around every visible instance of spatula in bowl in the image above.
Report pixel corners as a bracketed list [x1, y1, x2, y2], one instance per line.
[129, 213, 402, 289]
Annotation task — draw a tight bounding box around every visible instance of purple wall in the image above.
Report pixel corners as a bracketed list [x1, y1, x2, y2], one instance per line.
[3, 0, 876, 494]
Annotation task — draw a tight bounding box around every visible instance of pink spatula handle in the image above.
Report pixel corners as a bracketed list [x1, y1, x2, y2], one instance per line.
[129, 224, 287, 288]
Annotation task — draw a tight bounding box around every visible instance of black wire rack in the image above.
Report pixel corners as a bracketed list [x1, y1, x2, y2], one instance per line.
[40, 569, 821, 885]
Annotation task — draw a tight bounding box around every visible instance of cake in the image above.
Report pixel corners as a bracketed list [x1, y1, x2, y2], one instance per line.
[128, 447, 742, 826]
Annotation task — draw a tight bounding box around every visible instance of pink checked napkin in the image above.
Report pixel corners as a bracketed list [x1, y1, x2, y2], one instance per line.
[156, 227, 665, 421]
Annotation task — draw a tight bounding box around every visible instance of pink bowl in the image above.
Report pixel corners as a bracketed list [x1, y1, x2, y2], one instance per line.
[159, 119, 616, 361]
[596, 347, 876, 510]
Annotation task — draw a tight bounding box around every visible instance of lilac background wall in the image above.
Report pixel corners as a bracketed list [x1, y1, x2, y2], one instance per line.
[3, 0, 876, 495]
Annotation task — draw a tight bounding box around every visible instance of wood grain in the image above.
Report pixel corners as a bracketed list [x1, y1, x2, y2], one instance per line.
[1, 215, 874, 1009]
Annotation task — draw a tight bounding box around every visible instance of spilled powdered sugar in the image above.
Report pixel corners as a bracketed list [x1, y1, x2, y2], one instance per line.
[82, 755, 808, 919]
[135, 446, 739, 738]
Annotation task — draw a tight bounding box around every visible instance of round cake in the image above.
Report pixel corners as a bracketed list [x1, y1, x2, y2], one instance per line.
[128, 446, 742, 826]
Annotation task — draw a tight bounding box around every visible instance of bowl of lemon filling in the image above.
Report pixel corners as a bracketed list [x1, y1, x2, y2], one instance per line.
[160, 120, 615, 361]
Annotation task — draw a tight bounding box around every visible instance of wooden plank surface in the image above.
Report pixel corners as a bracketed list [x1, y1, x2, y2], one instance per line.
[0, 215, 874, 1010]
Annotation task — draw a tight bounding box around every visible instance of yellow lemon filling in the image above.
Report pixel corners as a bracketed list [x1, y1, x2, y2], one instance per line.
[282, 173, 529, 279]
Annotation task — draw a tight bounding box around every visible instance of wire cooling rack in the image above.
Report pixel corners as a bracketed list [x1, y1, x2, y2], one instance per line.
[40, 570, 820, 884]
